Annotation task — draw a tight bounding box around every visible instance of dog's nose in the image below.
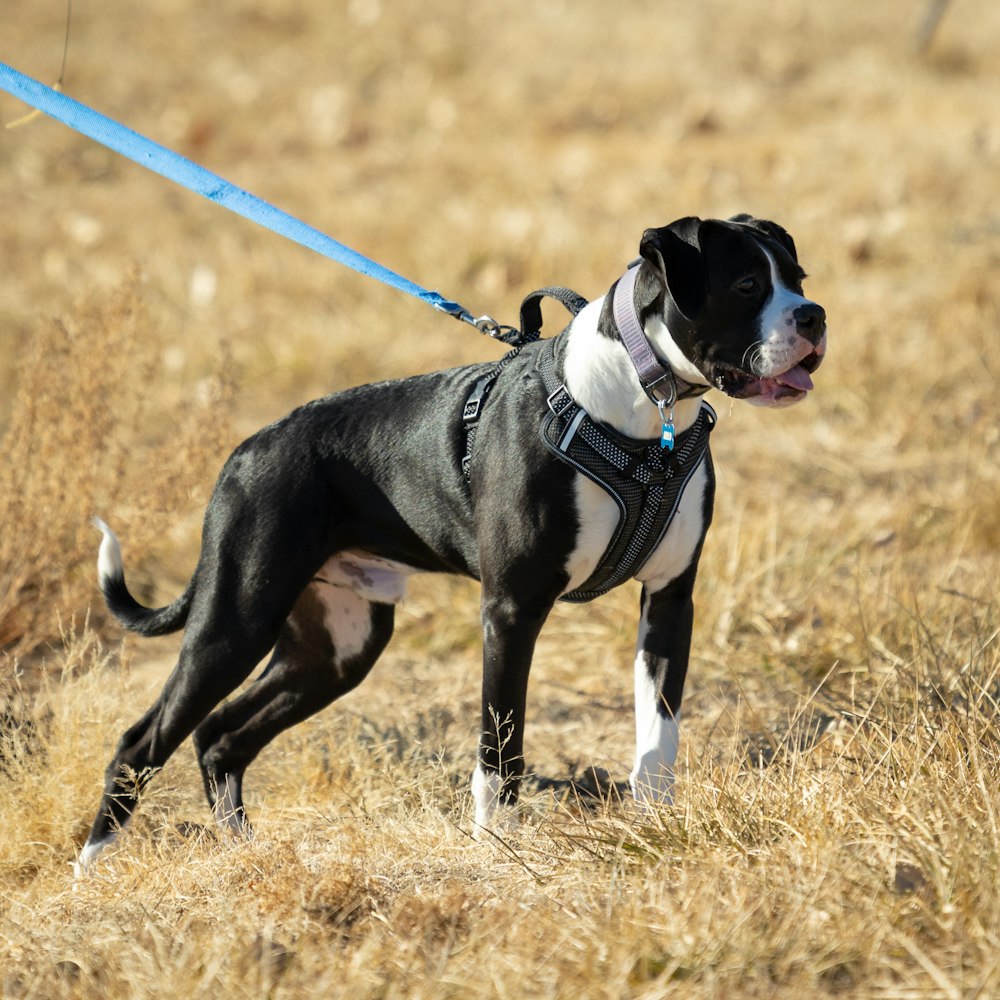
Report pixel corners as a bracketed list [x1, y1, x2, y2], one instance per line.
[793, 302, 826, 344]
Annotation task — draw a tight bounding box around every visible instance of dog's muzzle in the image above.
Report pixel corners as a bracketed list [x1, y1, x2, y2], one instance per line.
[714, 305, 827, 407]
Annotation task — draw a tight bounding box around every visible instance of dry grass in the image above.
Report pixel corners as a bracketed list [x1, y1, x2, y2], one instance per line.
[2, 0, 1000, 996]
[0, 276, 235, 653]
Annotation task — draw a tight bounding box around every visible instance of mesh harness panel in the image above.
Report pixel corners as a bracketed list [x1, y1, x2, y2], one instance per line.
[535, 335, 715, 602]
[461, 292, 715, 604]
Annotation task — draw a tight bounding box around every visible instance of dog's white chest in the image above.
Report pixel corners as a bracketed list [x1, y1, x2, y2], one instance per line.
[562, 459, 709, 598]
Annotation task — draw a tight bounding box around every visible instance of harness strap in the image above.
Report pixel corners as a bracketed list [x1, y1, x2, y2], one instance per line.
[461, 286, 588, 480]
[460, 346, 523, 480]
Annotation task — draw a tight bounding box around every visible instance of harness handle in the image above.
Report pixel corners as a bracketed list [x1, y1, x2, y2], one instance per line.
[518, 286, 589, 344]
[462, 286, 588, 348]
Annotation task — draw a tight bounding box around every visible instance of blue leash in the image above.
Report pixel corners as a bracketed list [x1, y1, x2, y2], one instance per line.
[0, 60, 510, 336]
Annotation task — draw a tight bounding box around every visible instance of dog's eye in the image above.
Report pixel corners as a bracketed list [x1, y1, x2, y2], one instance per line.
[734, 277, 759, 295]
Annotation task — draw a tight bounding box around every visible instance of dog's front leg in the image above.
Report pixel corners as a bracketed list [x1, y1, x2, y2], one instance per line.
[630, 563, 698, 808]
[472, 593, 550, 833]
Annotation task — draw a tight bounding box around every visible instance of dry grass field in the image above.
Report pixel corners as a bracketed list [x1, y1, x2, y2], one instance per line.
[2, 1, 1000, 996]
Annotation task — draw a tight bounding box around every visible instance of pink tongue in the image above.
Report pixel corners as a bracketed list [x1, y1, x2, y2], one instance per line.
[776, 364, 814, 392]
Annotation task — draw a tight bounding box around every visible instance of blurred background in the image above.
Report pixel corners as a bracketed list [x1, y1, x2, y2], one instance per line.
[1, 0, 998, 757]
[3, 1, 997, 404]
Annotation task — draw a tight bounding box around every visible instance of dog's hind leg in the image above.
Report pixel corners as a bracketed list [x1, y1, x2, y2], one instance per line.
[76, 623, 278, 874]
[78, 548, 319, 870]
[77, 431, 355, 874]
[193, 583, 394, 836]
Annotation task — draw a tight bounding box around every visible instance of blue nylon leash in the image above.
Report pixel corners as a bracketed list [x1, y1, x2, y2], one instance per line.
[0, 60, 495, 330]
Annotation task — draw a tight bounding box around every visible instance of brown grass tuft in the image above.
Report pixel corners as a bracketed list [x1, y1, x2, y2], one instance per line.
[0, 276, 236, 655]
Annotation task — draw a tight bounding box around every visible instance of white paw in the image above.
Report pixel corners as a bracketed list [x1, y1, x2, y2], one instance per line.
[470, 765, 520, 838]
[72, 833, 118, 887]
[629, 762, 676, 811]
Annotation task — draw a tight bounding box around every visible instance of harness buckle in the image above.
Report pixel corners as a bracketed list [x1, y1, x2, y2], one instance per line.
[463, 374, 495, 423]
[546, 384, 576, 418]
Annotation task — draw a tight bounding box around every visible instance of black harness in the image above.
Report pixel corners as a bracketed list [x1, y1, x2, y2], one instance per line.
[536, 335, 715, 601]
[461, 288, 715, 603]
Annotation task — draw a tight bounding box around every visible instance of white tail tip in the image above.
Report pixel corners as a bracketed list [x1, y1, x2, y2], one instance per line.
[92, 516, 124, 584]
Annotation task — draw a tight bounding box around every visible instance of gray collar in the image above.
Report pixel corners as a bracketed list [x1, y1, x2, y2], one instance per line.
[612, 262, 710, 407]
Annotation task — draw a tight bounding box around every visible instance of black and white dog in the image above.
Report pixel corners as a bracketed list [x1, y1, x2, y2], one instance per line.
[77, 214, 825, 871]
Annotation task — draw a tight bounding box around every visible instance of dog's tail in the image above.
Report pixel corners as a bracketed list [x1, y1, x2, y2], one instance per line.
[93, 518, 193, 636]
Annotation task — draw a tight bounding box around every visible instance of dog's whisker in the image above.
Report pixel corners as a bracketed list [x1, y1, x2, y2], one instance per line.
[741, 343, 766, 376]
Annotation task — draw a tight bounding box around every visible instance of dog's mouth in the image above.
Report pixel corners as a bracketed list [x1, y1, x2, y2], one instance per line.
[712, 347, 824, 407]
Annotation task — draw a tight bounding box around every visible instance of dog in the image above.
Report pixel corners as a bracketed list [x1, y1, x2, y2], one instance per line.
[76, 214, 826, 871]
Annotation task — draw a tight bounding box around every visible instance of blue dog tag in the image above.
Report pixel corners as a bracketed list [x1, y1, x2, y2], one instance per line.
[657, 399, 675, 451]
[660, 421, 675, 450]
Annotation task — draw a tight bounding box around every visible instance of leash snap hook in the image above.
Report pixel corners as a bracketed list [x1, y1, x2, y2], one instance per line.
[473, 314, 502, 336]
[473, 314, 523, 345]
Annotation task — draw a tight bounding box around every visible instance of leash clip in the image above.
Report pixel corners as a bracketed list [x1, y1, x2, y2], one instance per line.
[473, 314, 522, 343]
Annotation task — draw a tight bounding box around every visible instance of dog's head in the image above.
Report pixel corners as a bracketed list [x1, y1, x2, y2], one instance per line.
[636, 214, 826, 407]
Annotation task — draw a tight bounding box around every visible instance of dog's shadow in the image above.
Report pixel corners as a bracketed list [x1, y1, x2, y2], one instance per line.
[339, 710, 638, 812]
[529, 711, 851, 814]
[529, 766, 630, 810]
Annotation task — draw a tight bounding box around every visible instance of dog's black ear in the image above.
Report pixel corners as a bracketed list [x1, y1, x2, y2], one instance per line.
[728, 213, 798, 262]
[639, 217, 705, 320]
